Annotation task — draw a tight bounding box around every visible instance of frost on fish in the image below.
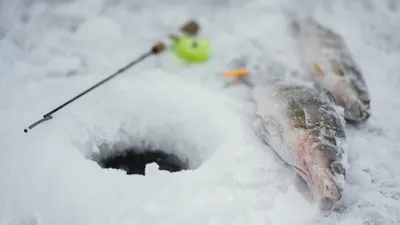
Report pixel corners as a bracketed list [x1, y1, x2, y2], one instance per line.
[253, 79, 348, 208]
[291, 17, 371, 123]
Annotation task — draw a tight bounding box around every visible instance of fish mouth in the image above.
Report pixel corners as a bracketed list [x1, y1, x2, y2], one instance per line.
[295, 131, 344, 208]
[309, 165, 342, 208]
[342, 98, 370, 123]
[332, 81, 371, 122]
[295, 162, 342, 209]
[343, 106, 370, 123]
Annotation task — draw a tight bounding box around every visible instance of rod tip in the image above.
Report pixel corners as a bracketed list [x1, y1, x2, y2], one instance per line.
[152, 42, 166, 54]
[24, 129, 28, 133]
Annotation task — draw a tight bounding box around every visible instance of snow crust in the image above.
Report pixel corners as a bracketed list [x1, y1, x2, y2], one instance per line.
[0, 0, 399, 224]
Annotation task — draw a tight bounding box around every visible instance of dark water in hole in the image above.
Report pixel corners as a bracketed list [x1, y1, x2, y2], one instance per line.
[97, 147, 188, 175]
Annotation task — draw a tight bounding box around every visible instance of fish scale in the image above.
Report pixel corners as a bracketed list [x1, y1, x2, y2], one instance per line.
[253, 78, 348, 208]
[291, 17, 371, 123]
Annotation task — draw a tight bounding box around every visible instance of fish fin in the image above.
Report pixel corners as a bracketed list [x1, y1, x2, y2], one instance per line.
[287, 98, 307, 129]
[254, 113, 285, 146]
[292, 165, 308, 178]
[312, 63, 325, 77]
[254, 114, 272, 146]
[332, 60, 345, 76]
[314, 83, 336, 104]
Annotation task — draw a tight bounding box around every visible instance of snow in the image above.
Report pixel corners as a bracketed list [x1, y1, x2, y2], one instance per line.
[1, 0, 400, 224]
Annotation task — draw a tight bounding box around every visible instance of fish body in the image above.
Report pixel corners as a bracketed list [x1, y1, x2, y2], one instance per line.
[291, 18, 371, 123]
[254, 79, 348, 208]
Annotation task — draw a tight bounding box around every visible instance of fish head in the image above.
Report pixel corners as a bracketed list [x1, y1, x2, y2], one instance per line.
[296, 127, 347, 209]
[317, 61, 371, 123]
[332, 80, 370, 122]
[344, 63, 371, 106]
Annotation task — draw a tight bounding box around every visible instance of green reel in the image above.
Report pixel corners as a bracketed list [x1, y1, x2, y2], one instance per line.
[170, 36, 210, 64]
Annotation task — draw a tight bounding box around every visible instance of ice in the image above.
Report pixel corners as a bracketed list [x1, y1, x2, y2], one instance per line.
[145, 163, 160, 176]
[45, 56, 83, 77]
[1, 0, 400, 225]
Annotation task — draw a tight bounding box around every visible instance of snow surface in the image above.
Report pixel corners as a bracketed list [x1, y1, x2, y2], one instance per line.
[1, 0, 400, 224]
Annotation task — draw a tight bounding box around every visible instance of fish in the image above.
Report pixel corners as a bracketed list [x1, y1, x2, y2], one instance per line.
[253, 79, 348, 209]
[290, 17, 371, 123]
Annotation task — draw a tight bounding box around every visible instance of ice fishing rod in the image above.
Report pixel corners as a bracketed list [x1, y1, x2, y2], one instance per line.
[24, 20, 200, 133]
[23, 42, 165, 133]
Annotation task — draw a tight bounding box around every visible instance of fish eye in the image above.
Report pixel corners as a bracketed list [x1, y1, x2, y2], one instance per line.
[353, 91, 371, 108]
[359, 94, 370, 105]
[362, 99, 370, 107]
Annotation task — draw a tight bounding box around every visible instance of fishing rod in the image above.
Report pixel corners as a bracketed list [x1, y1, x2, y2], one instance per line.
[24, 20, 200, 133]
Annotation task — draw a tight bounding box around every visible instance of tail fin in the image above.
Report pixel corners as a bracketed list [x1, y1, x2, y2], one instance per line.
[280, 4, 302, 36]
[279, 2, 316, 36]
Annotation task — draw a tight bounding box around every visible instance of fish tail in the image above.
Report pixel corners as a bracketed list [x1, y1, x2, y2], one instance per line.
[253, 115, 271, 146]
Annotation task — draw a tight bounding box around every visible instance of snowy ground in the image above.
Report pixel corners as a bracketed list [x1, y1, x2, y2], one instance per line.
[1, 0, 400, 224]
